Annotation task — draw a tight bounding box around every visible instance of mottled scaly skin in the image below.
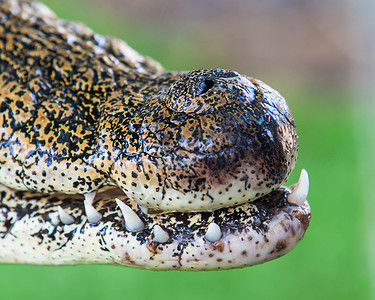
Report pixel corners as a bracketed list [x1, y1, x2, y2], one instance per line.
[0, 0, 164, 195]
[0, 0, 298, 212]
[0, 0, 310, 270]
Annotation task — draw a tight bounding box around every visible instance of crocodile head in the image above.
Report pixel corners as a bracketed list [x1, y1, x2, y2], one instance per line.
[0, 0, 310, 270]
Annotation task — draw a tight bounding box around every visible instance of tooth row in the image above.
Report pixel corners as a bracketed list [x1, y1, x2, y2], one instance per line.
[53, 167, 309, 241]
[52, 200, 224, 244]
[52, 168, 309, 241]
[287, 169, 309, 206]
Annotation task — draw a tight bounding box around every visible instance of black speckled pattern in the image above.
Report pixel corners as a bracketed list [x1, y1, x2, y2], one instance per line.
[0, 0, 309, 270]
[0, 0, 298, 212]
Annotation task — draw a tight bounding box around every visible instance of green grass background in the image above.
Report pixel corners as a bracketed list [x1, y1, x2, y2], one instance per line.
[0, 1, 371, 299]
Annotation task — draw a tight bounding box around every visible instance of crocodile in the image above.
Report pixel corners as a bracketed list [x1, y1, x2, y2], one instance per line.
[0, 0, 310, 270]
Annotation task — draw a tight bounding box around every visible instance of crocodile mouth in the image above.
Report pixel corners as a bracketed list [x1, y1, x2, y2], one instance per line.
[0, 169, 310, 270]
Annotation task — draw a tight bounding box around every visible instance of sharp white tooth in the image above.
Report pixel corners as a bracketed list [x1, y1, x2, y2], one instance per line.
[139, 205, 148, 215]
[49, 211, 60, 226]
[153, 225, 169, 243]
[84, 201, 102, 223]
[84, 191, 97, 205]
[287, 169, 309, 206]
[205, 222, 222, 242]
[115, 198, 145, 232]
[57, 206, 75, 225]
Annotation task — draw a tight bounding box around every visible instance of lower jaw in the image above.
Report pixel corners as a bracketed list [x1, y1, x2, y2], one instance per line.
[0, 184, 310, 270]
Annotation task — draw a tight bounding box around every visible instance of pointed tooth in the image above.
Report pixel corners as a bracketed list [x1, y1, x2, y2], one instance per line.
[153, 225, 169, 243]
[57, 206, 75, 225]
[139, 205, 148, 215]
[115, 198, 145, 232]
[84, 201, 102, 223]
[205, 222, 222, 242]
[84, 191, 97, 205]
[49, 211, 60, 226]
[287, 169, 309, 206]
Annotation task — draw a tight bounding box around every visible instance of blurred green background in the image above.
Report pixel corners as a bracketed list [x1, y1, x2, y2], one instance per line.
[1, 0, 374, 299]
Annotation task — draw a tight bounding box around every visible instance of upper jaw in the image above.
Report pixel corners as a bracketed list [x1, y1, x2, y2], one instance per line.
[106, 69, 298, 214]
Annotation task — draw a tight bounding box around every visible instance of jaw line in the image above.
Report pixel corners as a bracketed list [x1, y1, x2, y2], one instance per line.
[0, 182, 311, 270]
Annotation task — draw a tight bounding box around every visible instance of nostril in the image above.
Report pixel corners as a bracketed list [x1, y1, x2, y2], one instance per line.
[197, 79, 215, 95]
